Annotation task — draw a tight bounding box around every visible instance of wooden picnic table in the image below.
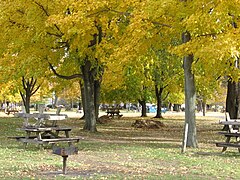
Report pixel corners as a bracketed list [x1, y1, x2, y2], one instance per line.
[5, 109, 19, 115]
[15, 126, 80, 148]
[106, 108, 122, 118]
[11, 113, 82, 148]
[216, 113, 240, 152]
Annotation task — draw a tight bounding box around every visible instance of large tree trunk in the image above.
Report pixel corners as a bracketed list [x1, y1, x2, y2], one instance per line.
[138, 99, 147, 117]
[80, 62, 102, 125]
[154, 85, 163, 118]
[226, 79, 239, 119]
[79, 80, 85, 119]
[94, 79, 101, 120]
[81, 60, 97, 132]
[182, 31, 198, 148]
[49, 59, 101, 132]
[226, 17, 240, 119]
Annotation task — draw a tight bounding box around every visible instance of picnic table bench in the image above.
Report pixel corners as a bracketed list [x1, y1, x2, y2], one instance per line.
[11, 112, 82, 148]
[5, 109, 19, 115]
[106, 108, 122, 118]
[216, 112, 240, 152]
[15, 127, 81, 146]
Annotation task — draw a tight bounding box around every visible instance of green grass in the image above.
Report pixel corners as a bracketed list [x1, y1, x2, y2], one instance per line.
[0, 114, 240, 179]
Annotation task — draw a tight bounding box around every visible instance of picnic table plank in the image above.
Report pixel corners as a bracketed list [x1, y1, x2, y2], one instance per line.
[216, 112, 240, 152]
[41, 137, 82, 143]
[216, 142, 240, 148]
[17, 137, 82, 144]
[15, 127, 81, 147]
[15, 112, 68, 128]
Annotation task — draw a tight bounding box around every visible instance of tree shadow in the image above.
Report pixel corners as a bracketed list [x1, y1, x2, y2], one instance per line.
[194, 151, 240, 158]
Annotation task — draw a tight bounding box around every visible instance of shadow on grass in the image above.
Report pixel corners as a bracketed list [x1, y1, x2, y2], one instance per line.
[3, 143, 51, 151]
[194, 151, 240, 158]
[79, 139, 181, 152]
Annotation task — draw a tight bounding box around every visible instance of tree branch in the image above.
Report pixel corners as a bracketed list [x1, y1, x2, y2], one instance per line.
[151, 20, 172, 28]
[34, 1, 64, 36]
[20, 91, 25, 102]
[46, 31, 63, 38]
[49, 62, 82, 79]
[33, 1, 50, 16]
[22, 76, 27, 91]
[31, 84, 41, 96]
[163, 91, 170, 101]
[29, 77, 36, 93]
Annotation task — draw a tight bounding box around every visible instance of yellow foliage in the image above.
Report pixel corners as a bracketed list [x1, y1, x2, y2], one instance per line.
[1, 0, 240, 104]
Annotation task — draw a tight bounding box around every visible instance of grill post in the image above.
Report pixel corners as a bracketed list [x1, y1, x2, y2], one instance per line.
[62, 155, 68, 174]
[52, 146, 78, 174]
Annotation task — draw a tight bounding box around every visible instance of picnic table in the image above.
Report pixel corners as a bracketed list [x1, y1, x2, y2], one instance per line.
[16, 127, 80, 147]
[11, 113, 82, 148]
[5, 109, 19, 115]
[106, 108, 122, 118]
[216, 113, 240, 152]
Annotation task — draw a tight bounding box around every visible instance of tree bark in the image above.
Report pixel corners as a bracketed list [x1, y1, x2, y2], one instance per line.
[182, 31, 198, 148]
[237, 81, 240, 118]
[138, 99, 147, 117]
[20, 91, 31, 113]
[94, 79, 101, 120]
[202, 100, 206, 116]
[154, 85, 163, 118]
[226, 79, 238, 119]
[53, 94, 58, 109]
[79, 80, 85, 119]
[81, 60, 97, 132]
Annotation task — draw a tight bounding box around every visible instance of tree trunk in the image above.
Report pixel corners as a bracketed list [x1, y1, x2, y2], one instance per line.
[77, 82, 82, 110]
[20, 77, 40, 114]
[138, 99, 147, 117]
[79, 80, 85, 119]
[173, 104, 180, 112]
[49, 58, 102, 131]
[237, 81, 240, 118]
[196, 99, 202, 113]
[81, 60, 97, 132]
[53, 94, 58, 109]
[226, 79, 238, 119]
[20, 90, 31, 113]
[154, 85, 163, 118]
[202, 100, 206, 116]
[168, 102, 172, 111]
[182, 31, 198, 148]
[25, 93, 31, 113]
[94, 79, 101, 120]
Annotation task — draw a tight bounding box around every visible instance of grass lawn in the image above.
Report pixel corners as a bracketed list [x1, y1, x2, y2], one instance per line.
[1, 112, 240, 179]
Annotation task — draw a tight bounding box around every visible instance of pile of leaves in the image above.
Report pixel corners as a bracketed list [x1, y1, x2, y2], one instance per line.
[131, 119, 165, 129]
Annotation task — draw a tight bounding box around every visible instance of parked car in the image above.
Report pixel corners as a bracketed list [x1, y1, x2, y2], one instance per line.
[147, 104, 167, 113]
